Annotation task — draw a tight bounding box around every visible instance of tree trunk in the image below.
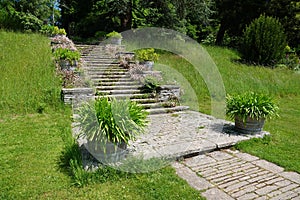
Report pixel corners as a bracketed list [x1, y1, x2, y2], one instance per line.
[215, 22, 227, 45]
[120, 0, 132, 31]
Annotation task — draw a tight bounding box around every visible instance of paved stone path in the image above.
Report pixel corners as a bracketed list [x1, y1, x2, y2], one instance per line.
[173, 149, 300, 200]
[128, 110, 269, 159]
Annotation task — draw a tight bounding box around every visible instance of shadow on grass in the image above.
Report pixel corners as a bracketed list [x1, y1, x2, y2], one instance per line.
[57, 126, 171, 187]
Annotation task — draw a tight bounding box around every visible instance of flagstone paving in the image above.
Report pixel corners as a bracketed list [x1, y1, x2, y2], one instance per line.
[127, 110, 269, 160]
[173, 149, 300, 200]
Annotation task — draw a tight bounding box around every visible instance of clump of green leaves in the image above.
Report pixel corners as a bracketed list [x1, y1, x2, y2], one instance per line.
[136, 48, 159, 62]
[54, 48, 81, 65]
[106, 31, 122, 39]
[226, 92, 279, 121]
[40, 25, 66, 36]
[240, 15, 287, 66]
[76, 97, 148, 150]
[140, 76, 162, 94]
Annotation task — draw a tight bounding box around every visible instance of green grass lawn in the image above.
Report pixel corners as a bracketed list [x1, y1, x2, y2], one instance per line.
[0, 31, 203, 199]
[156, 45, 300, 173]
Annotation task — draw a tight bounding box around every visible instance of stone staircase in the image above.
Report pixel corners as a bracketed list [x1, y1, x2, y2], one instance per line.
[77, 44, 189, 115]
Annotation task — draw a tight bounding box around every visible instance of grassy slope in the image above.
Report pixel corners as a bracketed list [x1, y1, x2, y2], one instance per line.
[0, 31, 203, 199]
[157, 45, 300, 173]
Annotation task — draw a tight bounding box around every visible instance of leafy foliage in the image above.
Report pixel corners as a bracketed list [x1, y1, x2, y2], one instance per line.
[226, 92, 279, 122]
[106, 31, 122, 39]
[53, 48, 81, 64]
[136, 48, 159, 62]
[140, 76, 162, 94]
[76, 97, 148, 150]
[240, 15, 287, 66]
[0, 0, 60, 31]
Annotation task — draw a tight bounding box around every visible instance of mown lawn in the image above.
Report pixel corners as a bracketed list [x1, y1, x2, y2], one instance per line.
[0, 31, 203, 199]
[156, 45, 300, 173]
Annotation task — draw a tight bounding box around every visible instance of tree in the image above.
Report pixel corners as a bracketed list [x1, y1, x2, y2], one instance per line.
[215, 0, 267, 45]
[59, 0, 215, 39]
[0, 0, 60, 31]
[266, 0, 300, 48]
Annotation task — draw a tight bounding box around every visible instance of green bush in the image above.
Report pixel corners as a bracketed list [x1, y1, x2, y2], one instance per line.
[240, 15, 287, 66]
[136, 48, 159, 62]
[54, 48, 80, 64]
[106, 31, 122, 39]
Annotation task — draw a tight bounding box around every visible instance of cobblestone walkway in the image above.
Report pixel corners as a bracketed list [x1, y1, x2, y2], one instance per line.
[173, 150, 300, 200]
[128, 110, 269, 159]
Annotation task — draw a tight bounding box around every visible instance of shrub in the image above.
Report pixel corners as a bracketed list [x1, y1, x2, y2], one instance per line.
[106, 31, 122, 39]
[240, 15, 287, 66]
[54, 48, 81, 64]
[136, 48, 159, 62]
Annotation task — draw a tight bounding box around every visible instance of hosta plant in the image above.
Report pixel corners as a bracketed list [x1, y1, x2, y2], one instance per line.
[226, 92, 279, 122]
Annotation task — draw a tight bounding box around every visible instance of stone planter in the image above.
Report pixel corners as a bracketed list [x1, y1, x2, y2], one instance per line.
[59, 59, 77, 71]
[110, 38, 122, 45]
[141, 61, 154, 71]
[85, 140, 127, 163]
[235, 116, 265, 134]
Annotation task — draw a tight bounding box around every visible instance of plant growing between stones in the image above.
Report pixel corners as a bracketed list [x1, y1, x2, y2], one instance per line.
[54, 48, 81, 65]
[106, 31, 122, 39]
[136, 48, 159, 62]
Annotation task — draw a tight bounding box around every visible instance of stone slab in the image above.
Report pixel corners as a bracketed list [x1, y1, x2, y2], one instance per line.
[172, 162, 213, 191]
[202, 188, 235, 200]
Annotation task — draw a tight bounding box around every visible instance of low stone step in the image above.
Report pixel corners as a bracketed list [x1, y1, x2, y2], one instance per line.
[147, 106, 189, 115]
[96, 89, 141, 95]
[97, 93, 153, 99]
[96, 85, 140, 90]
[138, 102, 166, 109]
[89, 74, 131, 79]
[87, 67, 126, 72]
[87, 71, 128, 76]
[131, 98, 158, 104]
[96, 81, 139, 86]
[82, 56, 118, 62]
[92, 78, 133, 82]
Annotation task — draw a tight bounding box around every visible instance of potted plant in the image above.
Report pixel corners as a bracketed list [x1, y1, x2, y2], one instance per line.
[106, 31, 123, 45]
[136, 48, 159, 70]
[54, 48, 81, 70]
[226, 92, 279, 134]
[76, 97, 148, 163]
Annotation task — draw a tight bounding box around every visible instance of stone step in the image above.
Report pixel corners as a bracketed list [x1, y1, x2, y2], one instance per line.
[138, 102, 167, 109]
[84, 60, 119, 65]
[83, 56, 116, 59]
[89, 74, 131, 79]
[97, 93, 153, 99]
[96, 81, 139, 86]
[147, 106, 189, 115]
[87, 67, 126, 72]
[96, 85, 141, 90]
[96, 89, 141, 95]
[131, 98, 158, 104]
[87, 71, 128, 76]
[92, 78, 133, 82]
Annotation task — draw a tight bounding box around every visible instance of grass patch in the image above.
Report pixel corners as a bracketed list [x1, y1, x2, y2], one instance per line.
[157, 45, 300, 173]
[0, 30, 61, 115]
[0, 31, 204, 199]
